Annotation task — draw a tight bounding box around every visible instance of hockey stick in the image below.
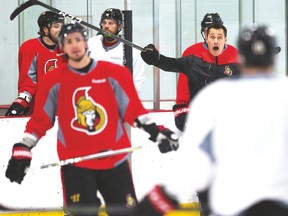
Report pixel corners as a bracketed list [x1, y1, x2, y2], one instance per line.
[10, 0, 144, 51]
[39, 146, 142, 169]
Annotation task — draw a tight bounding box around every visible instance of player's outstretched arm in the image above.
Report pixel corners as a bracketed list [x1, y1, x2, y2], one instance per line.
[141, 44, 192, 73]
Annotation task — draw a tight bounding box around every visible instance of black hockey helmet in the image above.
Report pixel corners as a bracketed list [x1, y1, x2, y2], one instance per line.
[58, 23, 88, 48]
[100, 8, 123, 26]
[201, 13, 223, 39]
[38, 11, 64, 28]
[238, 24, 277, 67]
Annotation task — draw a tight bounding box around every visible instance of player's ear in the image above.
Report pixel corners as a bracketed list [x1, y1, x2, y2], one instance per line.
[43, 27, 49, 36]
[118, 23, 123, 32]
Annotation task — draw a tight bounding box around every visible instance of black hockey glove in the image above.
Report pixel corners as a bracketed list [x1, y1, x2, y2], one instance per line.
[5, 143, 32, 184]
[150, 126, 179, 153]
[134, 114, 179, 153]
[132, 185, 178, 216]
[5, 96, 30, 116]
[172, 104, 189, 132]
[141, 44, 160, 66]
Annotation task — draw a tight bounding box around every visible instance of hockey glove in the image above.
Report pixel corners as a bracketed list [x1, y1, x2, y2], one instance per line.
[141, 44, 160, 66]
[173, 104, 189, 132]
[5, 93, 31, 116]
[134, 114, 179, 153]
[150, 126, 179, 153]
[132, 185, 178, 216]
[5, 141, 34, 184]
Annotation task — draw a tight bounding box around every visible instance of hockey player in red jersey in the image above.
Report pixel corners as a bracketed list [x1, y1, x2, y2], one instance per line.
[141, 22, 240, 216]
[5, 11, 66, 116]
[172, 13, 280, 132]
[141, 24, 240, 125]
[173, 13, 236, 132]
[5, 23, 179, 216]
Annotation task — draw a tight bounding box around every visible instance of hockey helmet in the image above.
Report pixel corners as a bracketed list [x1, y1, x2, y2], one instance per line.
[238, 24, 277, 67]
[100, 8, 123, 26]
[201, 13, 223, 39]
[38, 11, 64, 29]
[58, 23, 88, 48]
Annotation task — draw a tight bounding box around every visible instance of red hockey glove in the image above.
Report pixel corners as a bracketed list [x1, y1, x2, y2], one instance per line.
[141, 44, 160, 66]
[5, 93, 31, 116]
[132, 185, 178, 216]
[5, 143, 32, 184]
[173, 104, 189, 132]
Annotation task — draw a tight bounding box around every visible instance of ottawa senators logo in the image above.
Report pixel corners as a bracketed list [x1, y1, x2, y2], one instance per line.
[44, 59, 58, 73]
[224, 65, 233, 76]
[71, 87, 107, 135]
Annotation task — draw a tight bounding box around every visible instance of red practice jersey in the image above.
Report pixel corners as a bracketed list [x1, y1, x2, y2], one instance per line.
[176, 42, 239, 105]
[25, 60, 147, 170]
[18, 37, 67, 113]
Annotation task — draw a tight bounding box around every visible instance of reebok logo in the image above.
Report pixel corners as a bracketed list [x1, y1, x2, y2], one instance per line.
[56, 53, 66, 56]
[92, 78, 106, 84]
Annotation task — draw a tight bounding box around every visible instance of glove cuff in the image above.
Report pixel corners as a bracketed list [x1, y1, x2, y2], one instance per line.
[18, 92, 32, 104]
[13, 98, 27, 109]
[148, 185, 178, 214]
[173, 104, 189, 118]
[134, 114, 160, 142]
[12, 143, 32, 160]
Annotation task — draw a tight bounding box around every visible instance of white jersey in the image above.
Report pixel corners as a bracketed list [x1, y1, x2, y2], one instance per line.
[88, 34, 145, 95]
[166, 73, 288, 215]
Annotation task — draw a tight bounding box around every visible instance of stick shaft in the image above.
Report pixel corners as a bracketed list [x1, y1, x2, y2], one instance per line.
[10, 0, 144, 51]
[40, 146, 142, 169]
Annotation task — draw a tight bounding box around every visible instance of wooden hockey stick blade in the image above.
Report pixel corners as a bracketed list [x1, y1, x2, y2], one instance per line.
[10, 0, 144, 51]
[39, 146, 142, 169]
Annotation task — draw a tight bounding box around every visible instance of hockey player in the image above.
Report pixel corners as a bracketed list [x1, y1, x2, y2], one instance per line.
[133, 24, 288, 216]
[88, 8, 145, 95]
[173, 13, 281, 133]
[141, 22, 240, 216]
[5, 11, 66, 116]
[141, 23, 240, 124]
[5, 23, 179, 216]
[173, 13, 235, 132]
